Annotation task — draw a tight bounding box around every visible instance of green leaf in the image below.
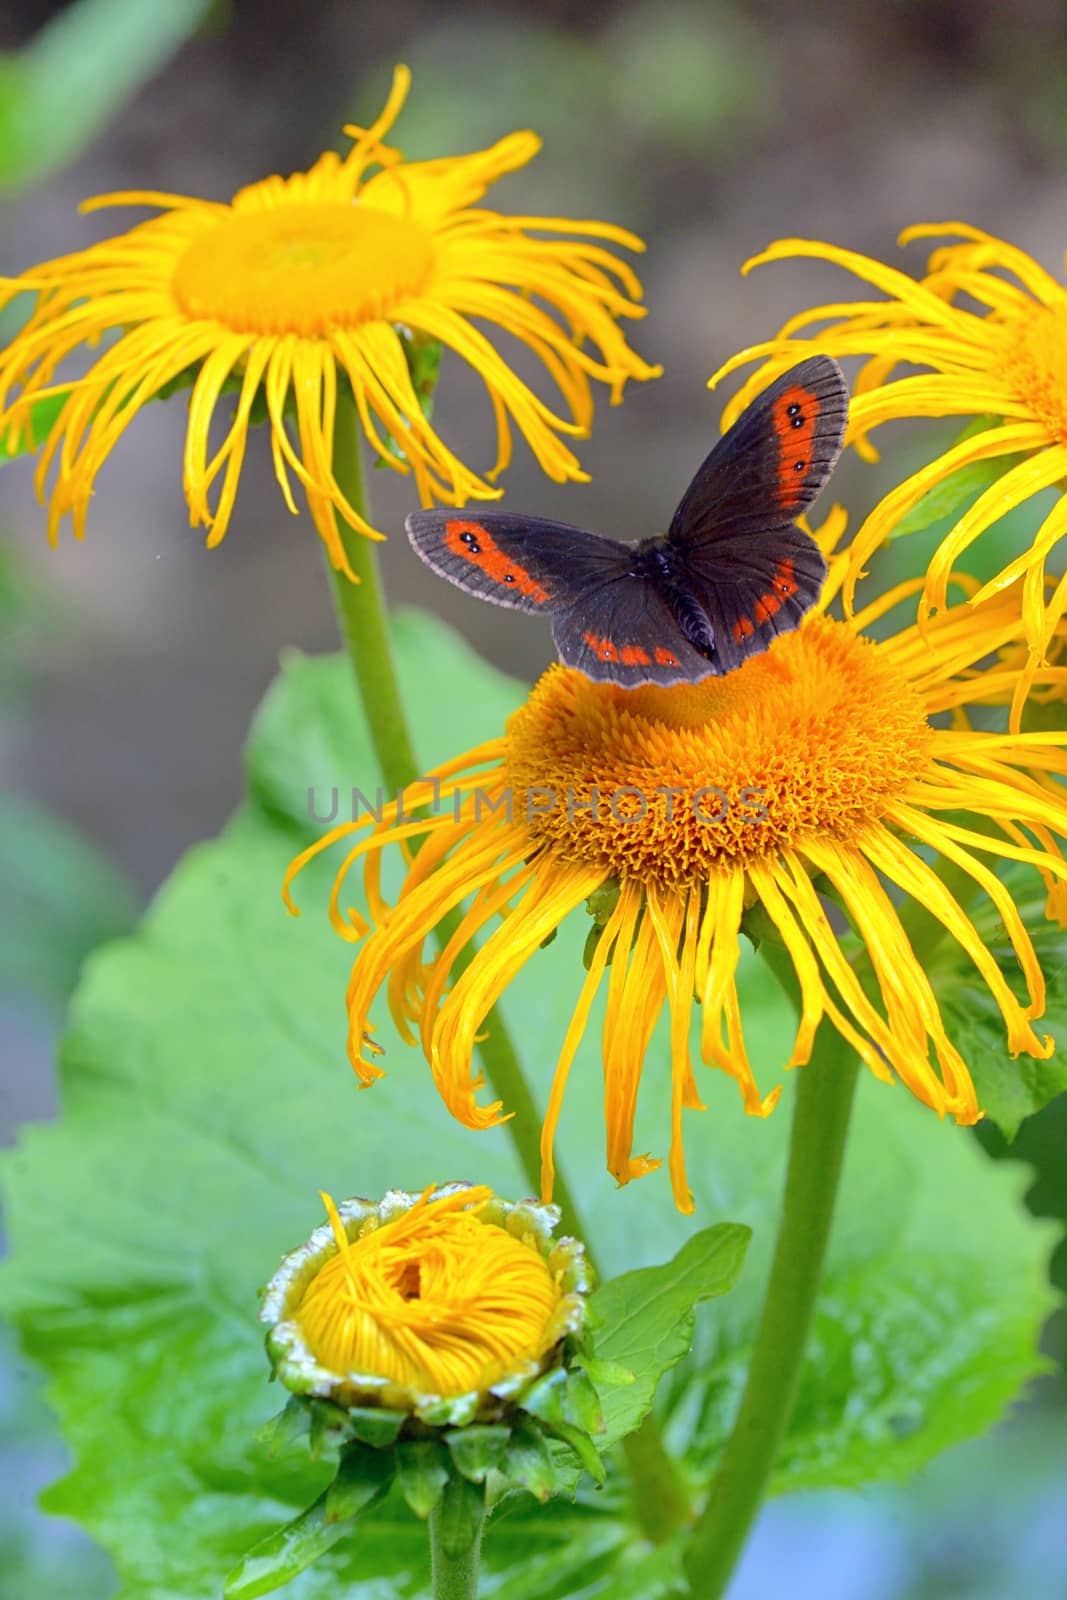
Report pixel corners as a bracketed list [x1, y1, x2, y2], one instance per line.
[541, 1420, 607, 1487]
[565, 1371, 604, 1435]
[324, 1447, 394, 1524]
[0, 391, 73, 462]
[0, 793, 137, 1013]
[224, 1490, 358, 1599]
[934, 863, 1067, 1139]
[887, 416, 1022, 540]
[499, 1420, 558, 1502]
[396, 1441, 451, 1521]
[0, 611, 1059, 1596]
[0, 1323, 116, 1599]
[246, 611, 523, 833]
[444, 1425, 511, 1483]
[257, 1397, 309, 1458]
[347, 1405, 406, 1449]
[520, 1368, 569, 1426]
[433, 1474, 485, 1561]
[306, 1398, 351, 1459]
[591, 1224, 751, 1446]
[0, 0, 217, 192]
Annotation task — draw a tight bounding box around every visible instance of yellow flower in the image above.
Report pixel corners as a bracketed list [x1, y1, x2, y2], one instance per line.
[709, 224, 1067, 702]
[261, 1183, 589, 1420]
[0, 66, 659, 574]
[284, 513, 1067, 1214]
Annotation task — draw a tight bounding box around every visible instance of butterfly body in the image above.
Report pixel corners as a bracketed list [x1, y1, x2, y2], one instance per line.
[628, 539, 718, 658]
[407, 356, 848, 688]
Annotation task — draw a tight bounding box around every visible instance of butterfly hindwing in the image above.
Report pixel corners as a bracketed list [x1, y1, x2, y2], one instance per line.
[406, 510, 629, 615]
[551, 577, 715, 687]
[674, 524, 828, 676]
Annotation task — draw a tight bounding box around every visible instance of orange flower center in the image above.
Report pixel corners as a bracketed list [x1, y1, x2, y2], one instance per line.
[172, 202, 435, 336]
[504, 615, 931, 886]
[1003, 301, 1067, 444]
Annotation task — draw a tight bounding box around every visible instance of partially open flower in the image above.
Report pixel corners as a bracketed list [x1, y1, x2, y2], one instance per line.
[284, 512, 1067, 1214]
[262, 1183, 589, 1426]
[709, 224, 1067, 705]
[233, 1185, 600, 1593]
[0, 66, 658, 571]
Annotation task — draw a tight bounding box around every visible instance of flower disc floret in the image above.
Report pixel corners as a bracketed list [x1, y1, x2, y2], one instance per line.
[172, 204, 436, 335]
[505, 615, 932, 884]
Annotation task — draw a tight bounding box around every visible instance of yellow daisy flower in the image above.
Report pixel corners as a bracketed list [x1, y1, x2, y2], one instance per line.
[708, 224, 1067, 695]
[0, 66, 659, 574]
[284, 513, 1067, 1214]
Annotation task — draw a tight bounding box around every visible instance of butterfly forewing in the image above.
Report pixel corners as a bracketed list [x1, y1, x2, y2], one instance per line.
[667, 356, 848, 545]
[406, 510, 629, 614]
[659, 355, 844, 671]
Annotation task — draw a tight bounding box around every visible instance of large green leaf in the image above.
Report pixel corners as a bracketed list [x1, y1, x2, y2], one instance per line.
[0, 1324, 116, 1600]
[0, 611, 1058, 1596]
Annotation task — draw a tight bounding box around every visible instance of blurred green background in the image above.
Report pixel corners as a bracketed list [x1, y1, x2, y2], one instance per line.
[1, 1, 1066, 1596]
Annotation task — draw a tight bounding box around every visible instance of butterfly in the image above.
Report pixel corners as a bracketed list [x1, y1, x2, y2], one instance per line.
[406, 355, 848, 687]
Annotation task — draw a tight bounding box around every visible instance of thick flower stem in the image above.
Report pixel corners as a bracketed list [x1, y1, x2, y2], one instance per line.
[684, 941, 859, 1598]
[429, 1484, 486, 1600]
[324, 404, 584, 1241]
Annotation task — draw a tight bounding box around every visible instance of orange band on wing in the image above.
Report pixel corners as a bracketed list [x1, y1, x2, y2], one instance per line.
[583, 632, 657, 667]
[445, 520, 551, 603]
[772, 386, 817, 510]
[732, 559, 801, 644]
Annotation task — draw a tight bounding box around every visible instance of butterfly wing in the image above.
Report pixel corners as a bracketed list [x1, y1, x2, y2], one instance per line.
[673, 524, 830, 675]
[407, 354, 847, 691]
[663, 355, 847, 673]
[406, 509, 709, 687]
[406, 510, 629, 614]
[669, 355, 848, 540]
[551, 578, 717, 687]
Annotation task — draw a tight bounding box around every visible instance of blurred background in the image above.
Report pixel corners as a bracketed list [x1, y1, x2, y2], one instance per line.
[1, 1, 1066, 1595]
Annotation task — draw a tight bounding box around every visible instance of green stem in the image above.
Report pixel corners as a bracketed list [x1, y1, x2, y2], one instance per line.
[429, 1483, 486, 1600]
[327, 400, 581, 1231]
[326, 415, 420, 799]
[684, 940, 860, 1598]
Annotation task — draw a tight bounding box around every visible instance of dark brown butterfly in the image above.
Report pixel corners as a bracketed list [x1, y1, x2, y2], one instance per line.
[407, 355, 848, 687]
